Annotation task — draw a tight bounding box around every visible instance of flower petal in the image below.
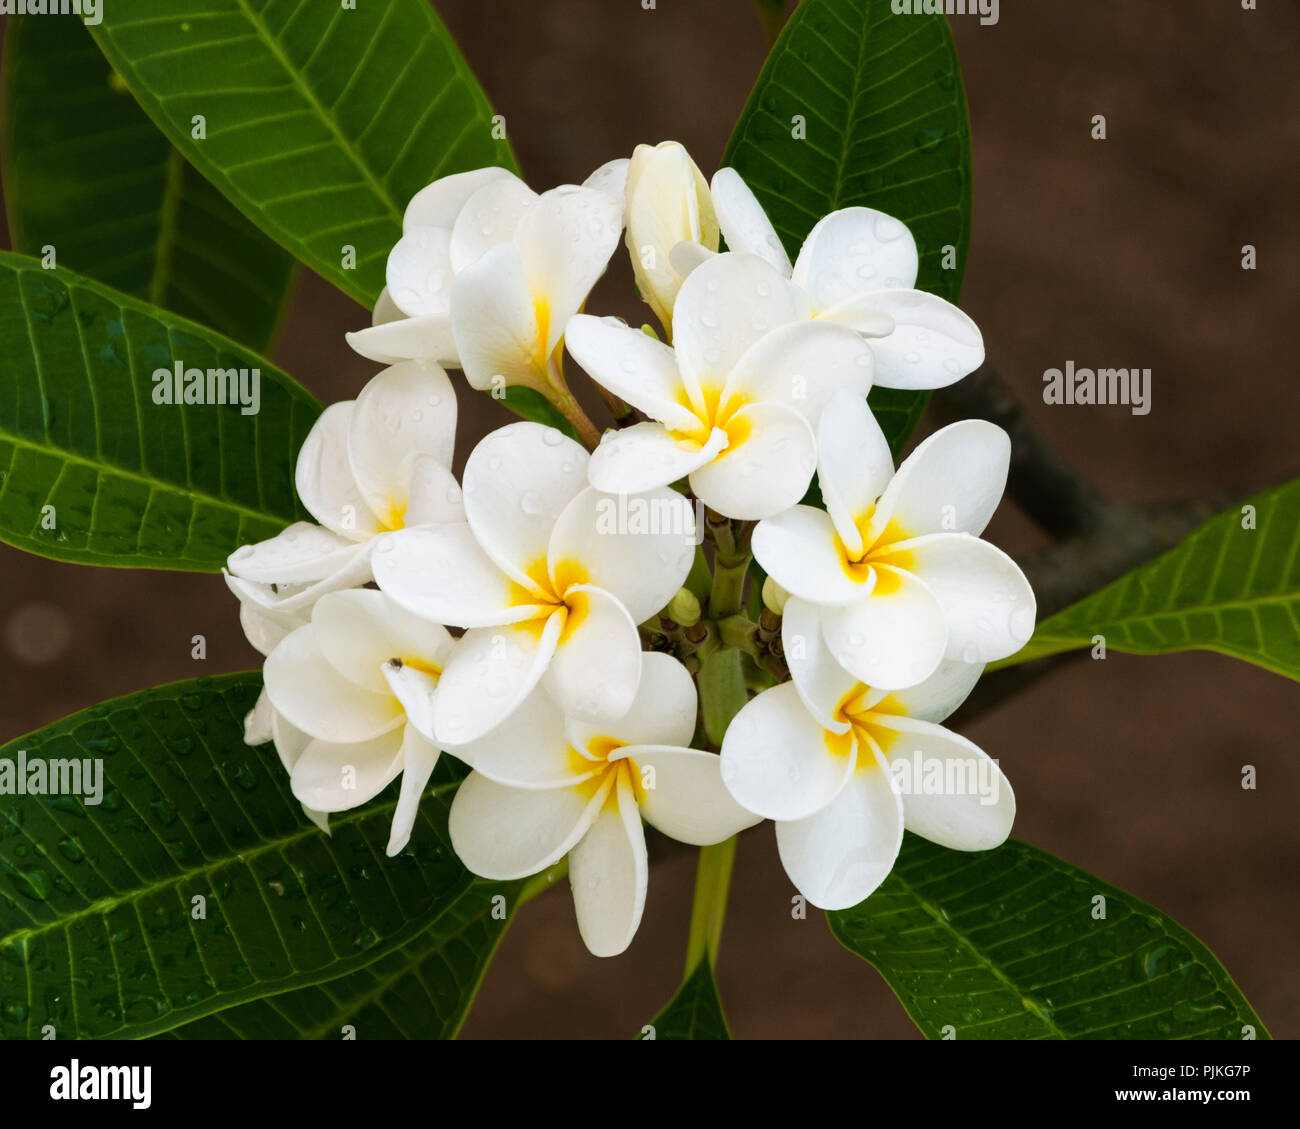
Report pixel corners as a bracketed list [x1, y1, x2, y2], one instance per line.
[463, 421, 589, 593]
[517, 185, 623, 356]
[582, 157, 630, 213]
[371, 524, 545, 628]
[587, 422, 726, 496]
[782, 596, 857, 732]
[289, 727, 406, 813]
[386, 725, 442, 857]
[448, 174, 537, 272]
[235, 597, 306, 657]
[548, 486, 696, 624]
[569, 772, 648, 957]
[672, 253, 809, 403]
[564, 314, 697, 430]
[433, 615, 563, 746]
[450, 242, 545, 391]
[893, 533, 1036, 663]
[775, 740, 904, 910]
[724, 319, 874, 425]
[382, 660, 440, 745]
[295, 402, 380, 538]
[345, 312, 458, 367]
[543, 585, 642, 722]
[386, 225, 455, 317]
[403, 455, 467, 525]
[720, 681, 855, 821]
[710, 167, 791, 275]
[347, 361, 457, 524]
[403, 167, 519, 230]
[878, 657, 985, 725]
[449, 769, 608, 880]
[311, 588, 451, 694]
[867, 419, 1010, 541]
[791, 207, 919, 310]
[817, 390, 894, 556]
[751, 505, 874, 606]
[264, 625, 404, 743]
[871, 715, 1014, 851]
[226, 522, 360, 586]
[820, 568, 948, 691]
[858, 290, 984, 389]
[447, 684, 596, 790]
[688, 400, 816, 521]
[621, 745, 761, 845]
[568, 651, 698, 750]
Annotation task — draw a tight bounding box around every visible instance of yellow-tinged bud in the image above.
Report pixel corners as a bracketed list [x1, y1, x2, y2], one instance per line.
[762, 576, 789, 616]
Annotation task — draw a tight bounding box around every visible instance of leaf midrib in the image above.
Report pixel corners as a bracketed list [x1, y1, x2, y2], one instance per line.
[873, 869, 1069, 1039]
[227, 0, 403, 227]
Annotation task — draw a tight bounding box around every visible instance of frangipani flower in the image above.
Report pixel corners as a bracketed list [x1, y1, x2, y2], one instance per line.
[448, 653, 759, 956]
[346, 162, 628, 367]
[700, 167, 984, 389]
[261, 589, 454, 856]
[371, 422, 695, 744]
[752, 391, 1035, 691]
[449, 181, 623, 414]
[225, 361, 463, 644]
[566, 252, 875, 520]
[720, 626, 1013, 910]
[623, 141, 719, 334]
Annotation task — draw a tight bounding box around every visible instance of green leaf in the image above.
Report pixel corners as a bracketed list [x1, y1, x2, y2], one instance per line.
[0, 252, 319, 570]
[0, 673, 502, 1040]
[2, 14, 295, 353]
[993, 480, 1300, 681]
[721, 0, 973, 452]
[829, 835, 1270, 1039]
[157, 877, 520, 1039]
[87, 0, 518, 308]
[641, 956, 731, 1040]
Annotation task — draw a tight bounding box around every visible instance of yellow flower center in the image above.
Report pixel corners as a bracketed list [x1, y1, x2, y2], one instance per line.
[572, 735, 646, 806]
[514, 557, 591, 643]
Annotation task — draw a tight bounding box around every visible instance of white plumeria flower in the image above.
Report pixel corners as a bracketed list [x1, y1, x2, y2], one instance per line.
[753, 390, 1035, 691]
[566, 251, 875, 520]
[693, 167, 984, 389]
[448, 654, 759, 956]
[720, 634, 1013, 911]
[346, 162, 627, 366]
[371, 422, 696, 745]
[225, 361, 463, 645]
[261, 588, 455, 857]
[623, 140, 719, 334]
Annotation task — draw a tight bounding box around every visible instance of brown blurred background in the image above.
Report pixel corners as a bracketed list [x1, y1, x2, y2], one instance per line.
[2, 0, 1298, 1038]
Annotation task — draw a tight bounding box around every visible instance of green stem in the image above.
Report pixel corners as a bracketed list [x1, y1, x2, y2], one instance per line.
[683, 836, 737, 973]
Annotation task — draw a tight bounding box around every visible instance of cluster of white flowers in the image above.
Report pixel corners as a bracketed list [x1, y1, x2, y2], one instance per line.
[226, 141, 1035, 956]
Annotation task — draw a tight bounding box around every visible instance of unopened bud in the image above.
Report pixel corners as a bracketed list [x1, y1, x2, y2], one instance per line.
[762, 576, 789, 616]
[667, 587, 702, 627]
